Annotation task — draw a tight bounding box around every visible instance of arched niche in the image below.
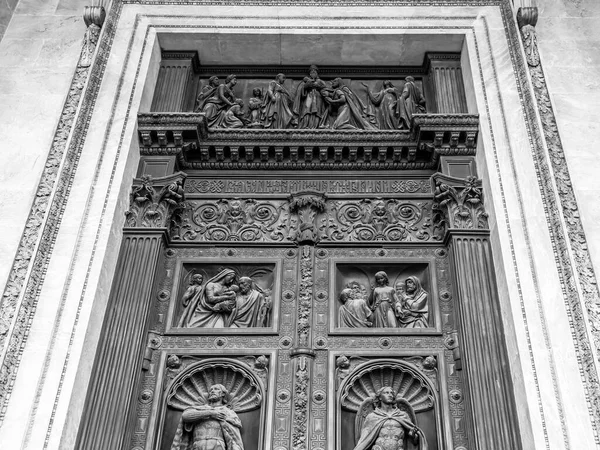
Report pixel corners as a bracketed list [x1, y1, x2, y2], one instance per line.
[337, 359, 441, 450]
[159, 358, 265, 450]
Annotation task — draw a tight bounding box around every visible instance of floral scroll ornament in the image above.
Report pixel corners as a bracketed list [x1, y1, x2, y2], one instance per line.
[432, 174, 488, 230]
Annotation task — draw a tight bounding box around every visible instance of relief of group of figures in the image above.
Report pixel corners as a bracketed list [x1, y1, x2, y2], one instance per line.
[178, 269, 272, 328]
[339, 272, 429, 329]
[195, 65, 426, 130]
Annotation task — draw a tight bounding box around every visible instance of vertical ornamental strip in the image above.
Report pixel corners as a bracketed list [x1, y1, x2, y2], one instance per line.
[433, 173, 522, 449]
[76, 174, 185, 450]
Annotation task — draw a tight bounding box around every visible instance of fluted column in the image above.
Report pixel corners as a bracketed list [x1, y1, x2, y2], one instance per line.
[150, 51, 199, 112]
[433, 173, 522, 449]
[427, 53, 468, 113]
[76, 173, 186, 450]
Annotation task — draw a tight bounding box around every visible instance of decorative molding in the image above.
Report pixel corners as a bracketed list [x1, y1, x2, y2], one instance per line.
[517, 6, 600, 437]
[184, 177, 432, 195]
[0, 6, 109, 422]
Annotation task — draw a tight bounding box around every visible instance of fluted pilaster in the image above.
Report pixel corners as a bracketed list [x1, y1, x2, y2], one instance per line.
[76, 230, 165, 450]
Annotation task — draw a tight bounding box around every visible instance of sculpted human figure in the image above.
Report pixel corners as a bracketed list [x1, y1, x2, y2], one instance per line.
[323, 78, 376, 130]
[263, 73, 297, 129]
[227, 276, 271, 328]
[338, 287, 373, 328]
[293, 65, 328, 129]
[354, 387, 428, 450]
[396, 76, 426, 130]
[202, 74, 238, 127]
[178, 269, 238, 328]
[171, 384, 244, 450]
[217, 98, 247, 129]
[362, 80, 399, 130]
[368, 271, 399, 328]
[396, 276, 429, 328]
[247, 88, 265, 127]
[181, 274, 204, 309]
[195, 76, 220, 112]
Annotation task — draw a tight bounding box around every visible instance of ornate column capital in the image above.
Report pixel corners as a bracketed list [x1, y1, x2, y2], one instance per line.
[125, 172, 187, 229]
[432, 173, 489, 230]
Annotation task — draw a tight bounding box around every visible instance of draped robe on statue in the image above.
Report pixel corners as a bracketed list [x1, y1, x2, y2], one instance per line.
[396, 80, 426, 130]
[397, 276, 429, 328]
[170, 405, 244, 450]
[329, 86, 377, 130]
[339, 297, 372, 328]
[178, 269, 236, 328]
[293, 77, 328, 128]
[354, 408, 428, 450]
[263, 80, 295, 129]
[226, 288, 267, 328]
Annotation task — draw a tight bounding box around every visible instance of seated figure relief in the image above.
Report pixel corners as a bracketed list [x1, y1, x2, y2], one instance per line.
[338, 273, 430, 329]
[195, 67, 426, 130]
[178, 269, 272, 329]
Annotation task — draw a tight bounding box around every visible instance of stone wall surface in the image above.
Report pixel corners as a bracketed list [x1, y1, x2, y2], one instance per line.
[0, 0, 86, 294]
[0, 1, 599, 450]
[536, 0, 600, 278]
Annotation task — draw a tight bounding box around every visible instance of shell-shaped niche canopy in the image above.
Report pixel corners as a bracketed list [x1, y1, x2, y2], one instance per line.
[167, 360, 262, 413]
[340, 361, 434, 413]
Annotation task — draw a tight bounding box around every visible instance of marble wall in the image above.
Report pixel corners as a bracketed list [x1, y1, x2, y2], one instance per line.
[0, 1, 599, 449]
[0, 0, 86, 293]
[536, 0, 600, 278]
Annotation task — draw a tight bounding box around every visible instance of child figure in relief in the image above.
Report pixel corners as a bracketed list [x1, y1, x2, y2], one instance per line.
[368, 271, 399, 328]
[338, 288, 372, 328]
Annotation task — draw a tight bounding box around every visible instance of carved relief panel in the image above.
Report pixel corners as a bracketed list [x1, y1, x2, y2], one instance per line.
[127, 177, 470, 450]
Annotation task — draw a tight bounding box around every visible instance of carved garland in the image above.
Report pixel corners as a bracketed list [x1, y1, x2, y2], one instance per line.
[0, 5, 111, 420]
[517, 6, 600, 437]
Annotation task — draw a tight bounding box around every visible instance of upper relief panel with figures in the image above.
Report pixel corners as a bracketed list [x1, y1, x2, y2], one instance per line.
[194, 66, 426, 131]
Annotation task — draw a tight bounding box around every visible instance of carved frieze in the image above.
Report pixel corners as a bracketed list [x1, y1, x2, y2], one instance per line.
[170, 196, 442, 243]
[125, 173, 186, 228]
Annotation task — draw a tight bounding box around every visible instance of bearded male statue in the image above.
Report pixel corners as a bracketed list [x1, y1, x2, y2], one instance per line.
[171, 384, 244, 450]
[354, 386, 428, 450]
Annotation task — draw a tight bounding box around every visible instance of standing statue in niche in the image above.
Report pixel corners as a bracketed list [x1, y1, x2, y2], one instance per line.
[178, 269, 238, 328]
[293, 65, 328, 129]
[202, 74, 238, 127]
[368, 271, 399, 328]
[194, 76, 220, 112]
[396, 76, 426, 130]
[354, 386, 428, 450]
[338, 287, 373, 328]
[171, 384, 244, 450]
[263, 73, 297, 129]
[322, 78, 376, 130]
[396, 276, 429, 328]
[227, 276, 271, 328]
[362, 80, 399, 130]
[247, 88, 265, 128]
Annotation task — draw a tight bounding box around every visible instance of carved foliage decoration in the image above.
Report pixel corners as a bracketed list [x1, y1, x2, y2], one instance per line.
[327, 199, 440, 242]
[171, 195, 441, 243]
[125, 174, 186, 228]
[517, 6, 600, 434]
[167, 360, 263, 413]
[433, 174, 488, 230]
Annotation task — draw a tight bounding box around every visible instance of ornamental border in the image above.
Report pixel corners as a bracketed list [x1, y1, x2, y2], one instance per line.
[0, 1, 596, 448]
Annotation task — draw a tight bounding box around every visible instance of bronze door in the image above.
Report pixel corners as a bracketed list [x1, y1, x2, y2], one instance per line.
[126, 175, 472, 450]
